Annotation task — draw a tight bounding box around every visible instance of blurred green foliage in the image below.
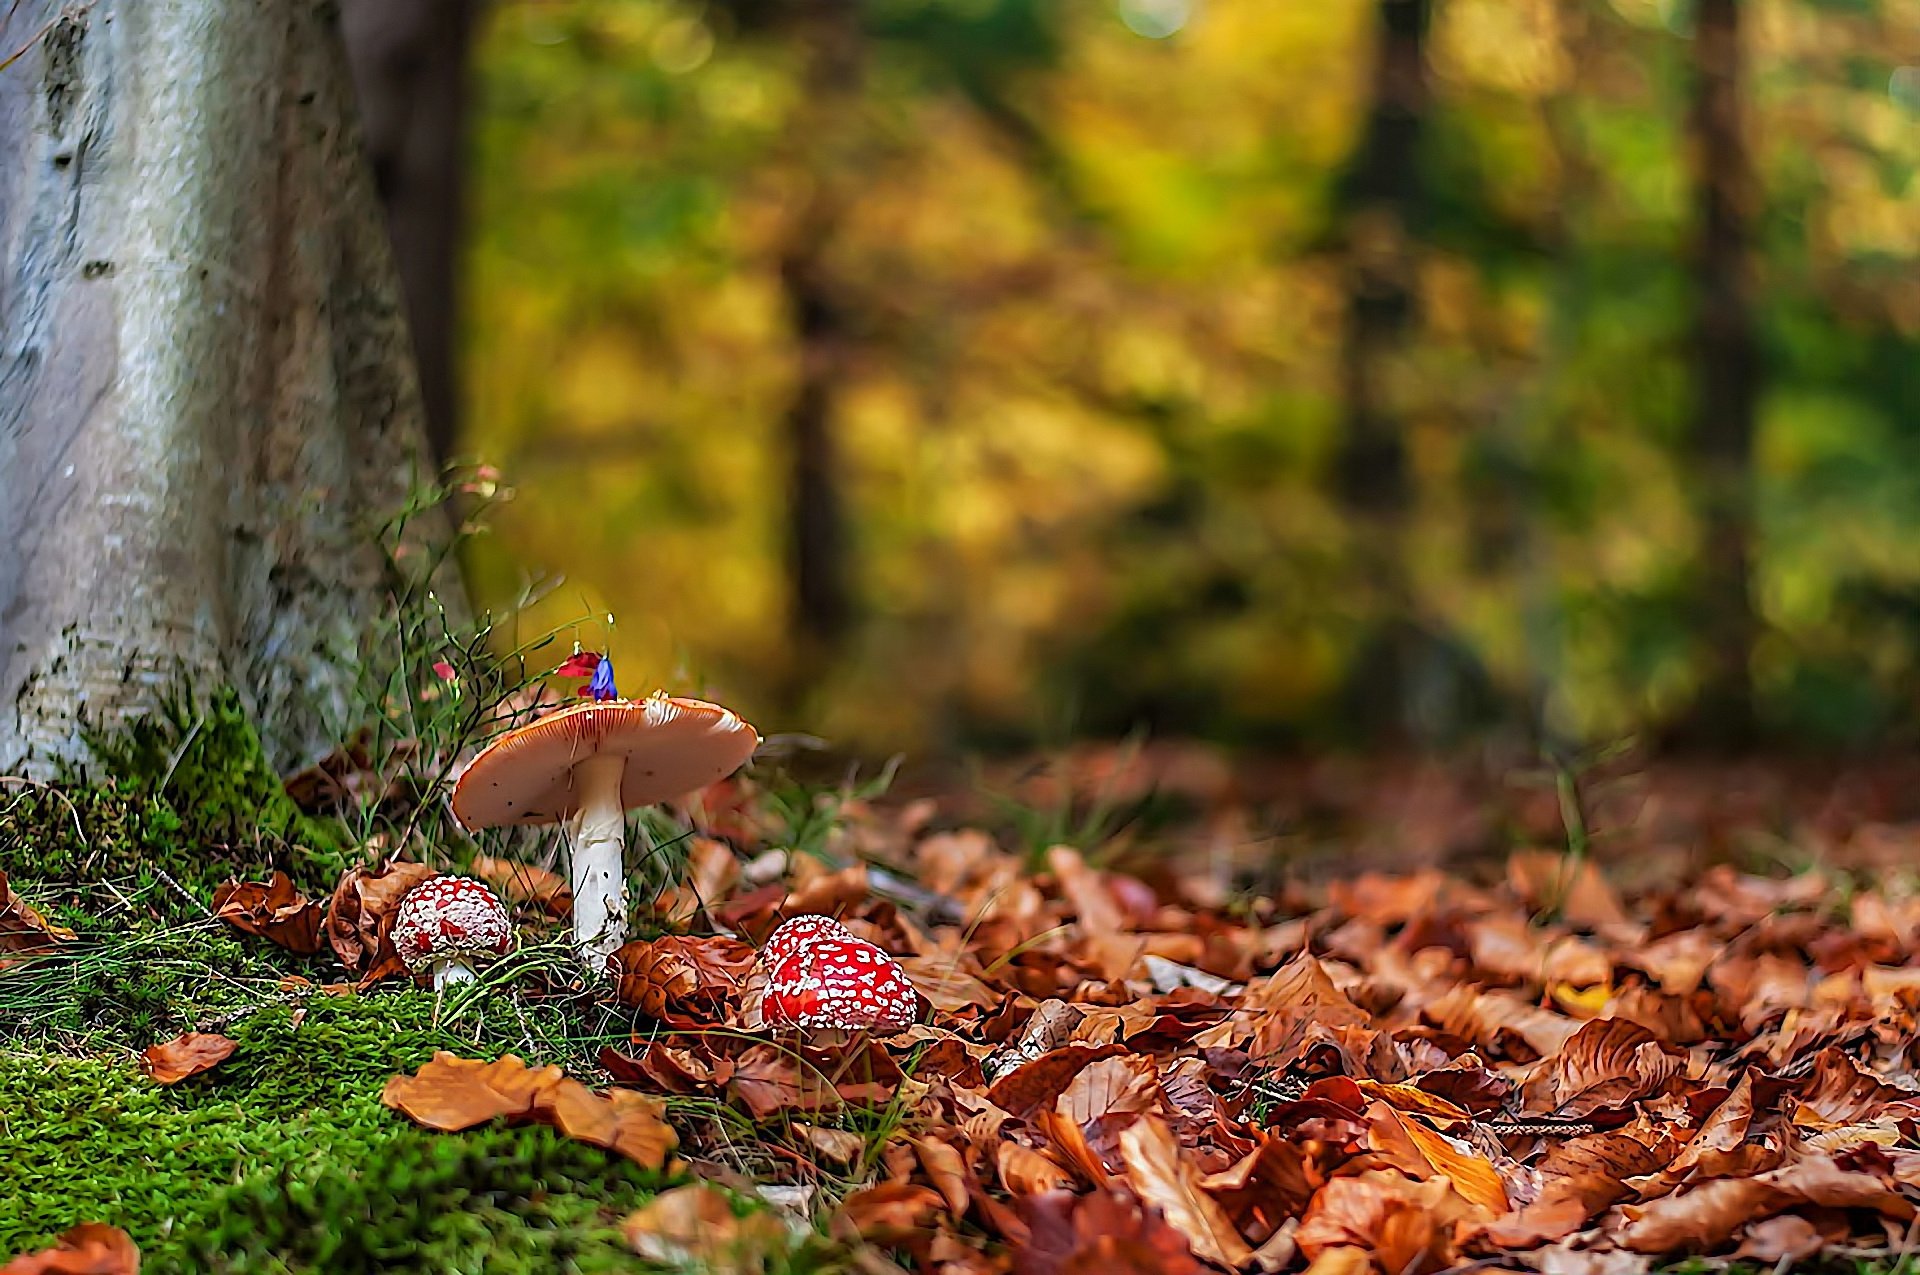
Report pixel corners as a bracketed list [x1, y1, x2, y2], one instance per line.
[463, 0, 1920, 753]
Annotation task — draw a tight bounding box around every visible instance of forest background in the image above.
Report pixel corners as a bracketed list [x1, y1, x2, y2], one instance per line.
[383, 0, 1920, 759]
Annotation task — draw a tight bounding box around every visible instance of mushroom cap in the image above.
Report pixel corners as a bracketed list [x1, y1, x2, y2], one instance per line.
[758, 913, 855, 976]
[450, 695, 761, 830]
[393, 875, 513, 972]
[761, 935, 919, 1034]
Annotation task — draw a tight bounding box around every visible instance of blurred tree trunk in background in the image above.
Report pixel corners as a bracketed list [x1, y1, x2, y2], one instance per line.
[1677, 0, 1762, 746]
[340, 0, 479, 466]
[0, 1, 451, 777]
[1330, 0, 1461, 743]
[777, 0, 864, 698]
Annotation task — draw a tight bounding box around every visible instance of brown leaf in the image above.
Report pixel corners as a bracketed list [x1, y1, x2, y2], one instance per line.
[986, 1044, 1128, 1118]
[139, 1032, 237, 1085]
[326, 860, 435, 984]
[1117, 1114, 1254, 1268]
[1793, 1048, 1911, 1126]
[1527, 1018, 1684, 1118]
[599, 1041, 732, 1095]
[1000, 1142, 1077, 1195]
[1733, 1215, 1826, 1264]
[0, 871, 75, 969]
[610, 935, 755, 1024]
[656, 837, 740, 927]
[731, 1043, 839, 1118]
[916, 1135, 972, 1215]
[382, 1051, 677, 1168]
[1297, 1170, 1474, 1275]
[832, 1183, 948, 1245]
[1014, 1188, 1207, 1275]
[472, 855, 571, 917]
[211, 873, 325, 953]
[1, 1224, 140, 1275]
[624, 1183, 788, 1275]
[1507, 852, 1630, 929]
[1613, 1155, 1914, 1254]
[1058, 1054, 1164, 1128]
[898, 954, 1001, 1013]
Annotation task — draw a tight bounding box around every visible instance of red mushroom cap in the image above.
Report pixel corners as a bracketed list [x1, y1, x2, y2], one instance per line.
[761, 935, 919, 1034]
[392, 875, 513, 973]
[449, 694, 760, 830]
[758, 913, 855, 978]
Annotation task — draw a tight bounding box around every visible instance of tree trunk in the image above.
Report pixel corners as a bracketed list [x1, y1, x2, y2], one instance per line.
[340, 0, 478, 466]
[1678, 0, 1762, 747]
[776, 0, 863, 695]
[1331, 0, 1463, 743]
[0, 0, 453, 777]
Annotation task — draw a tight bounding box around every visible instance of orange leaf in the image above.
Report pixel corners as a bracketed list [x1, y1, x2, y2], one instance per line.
[624, 1183, 787, 1275]
[139, 1032, 237, 1085]
[382, 1051, 677, 1168]
[211, 873, 324, 953]
[1117, 1114, 1254, 1268]
[1, 1224, 139, 1275]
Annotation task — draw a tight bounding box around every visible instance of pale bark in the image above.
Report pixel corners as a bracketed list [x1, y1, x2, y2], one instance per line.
[0, 0, 455, 776]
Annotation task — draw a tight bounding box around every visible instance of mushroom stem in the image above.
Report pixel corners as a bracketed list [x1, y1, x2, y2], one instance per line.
[433, 958, 479, 991]
[570, 753, 630, 972]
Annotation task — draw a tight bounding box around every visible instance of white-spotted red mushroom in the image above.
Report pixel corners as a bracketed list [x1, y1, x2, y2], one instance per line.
[392, 875, 513, 991]
[449, 658, 760, 971]
[757, 925, 919, 1035]
[758, 912, 855, 976]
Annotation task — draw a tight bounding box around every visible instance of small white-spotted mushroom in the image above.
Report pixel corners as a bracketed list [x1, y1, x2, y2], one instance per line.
[753, 914, 919, 1035]
[392, 875, 513, 991]
[449, 659, 760, 972]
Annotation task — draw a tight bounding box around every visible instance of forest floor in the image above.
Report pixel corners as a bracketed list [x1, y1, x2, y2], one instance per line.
[7, 718, 1920, 1275]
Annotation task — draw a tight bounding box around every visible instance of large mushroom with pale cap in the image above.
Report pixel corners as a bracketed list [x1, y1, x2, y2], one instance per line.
[450, 658, 760, 970]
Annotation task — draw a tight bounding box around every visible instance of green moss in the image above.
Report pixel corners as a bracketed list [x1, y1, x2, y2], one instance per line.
[0, 997, 664, 1273]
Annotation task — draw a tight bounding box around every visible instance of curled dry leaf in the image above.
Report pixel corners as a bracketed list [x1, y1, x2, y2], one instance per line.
[1526, 1018, 1685, 1119]
[1612, 1154, 1914, 1254]
[0, 1224, 140, 1275]
[1296, 1170, 1474, 1275]
[985, 1044, 1128, 1118]
[382, 1051, 677, 1169]
[1117, 1114, 1255, 1268]
[624, 1183, 789, 1275]
[0, 871, 74, 970]
[139, 1032, 238, 1085]
[999, 1142, 1076, 1195]
[211, 873, 324, 953]
[1014, 1188, 1207, 1275]
[471, 855, 571, 918]
[610, 934, 756, 1024]
[326, 860, 436, 984]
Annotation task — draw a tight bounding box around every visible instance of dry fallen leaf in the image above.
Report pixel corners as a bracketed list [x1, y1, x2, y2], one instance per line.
[326, 860, 436, 984]
[211, 873, 325, 953]
[1014, 1187, 1208, 1275]
[139, 1032, 238, 1085]
[1612, 1154, 1914, 1254]
[610, 934, 755, 1023]
[382, 1051, 677, 1169]
[1118, 1114, 1254, 1268]
[1297, 1170, 1474, 1275]
[0, 871, 75, 970]
[624, 1183, 789, 1275]
[1, 1224, 139, 1275]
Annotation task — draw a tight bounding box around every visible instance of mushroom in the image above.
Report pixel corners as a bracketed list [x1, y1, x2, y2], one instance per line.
[449, 659, 760, 971]
[392, 875, 513, 991]
[753, 915, 919, 1035]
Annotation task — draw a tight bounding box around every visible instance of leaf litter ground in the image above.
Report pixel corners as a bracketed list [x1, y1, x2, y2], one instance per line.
[9, 747, 1920, 1275]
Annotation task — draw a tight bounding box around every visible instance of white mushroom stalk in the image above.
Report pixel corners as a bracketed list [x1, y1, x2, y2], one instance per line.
[569, 752, 631, 968]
